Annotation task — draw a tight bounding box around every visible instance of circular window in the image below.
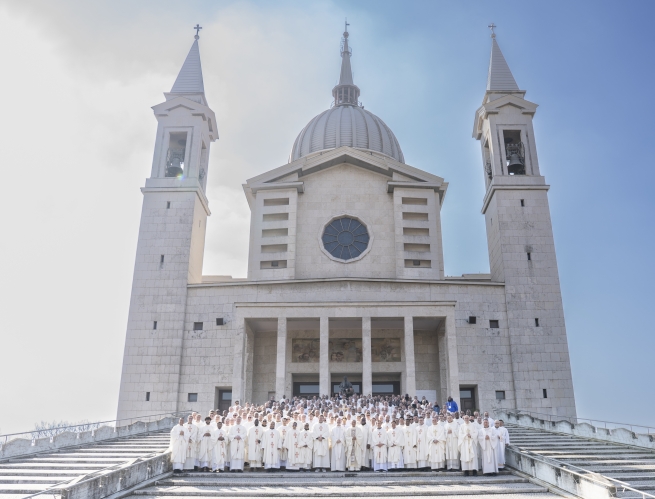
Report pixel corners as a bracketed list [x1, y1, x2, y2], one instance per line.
[321, 217, 370, 261]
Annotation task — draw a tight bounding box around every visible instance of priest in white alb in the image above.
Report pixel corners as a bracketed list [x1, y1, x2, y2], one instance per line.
[402, 416, 417, 469]
[458, 415, 479, 476]
[229, 416, 247, 472]
[330, 418, 346, 471]
[184, 415, 199, 471]
[495, 420, 509, 469]
[213, 421, 228, 472]
[371, 420, 388, 472]
[444, 414, 460, 471]
[344, 419, 363, 471]
[263, 422, 281, 471]
[247, 419, 264, 471]
[386, 420, 405, 470]
[427, 416, 446, 470]
[169, 418, 189, 473]
[478, 419, 498, 475]
[312, 416, 330, 472]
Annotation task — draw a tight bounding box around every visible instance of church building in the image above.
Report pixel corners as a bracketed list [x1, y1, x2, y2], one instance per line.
[116, 27, 577, 419]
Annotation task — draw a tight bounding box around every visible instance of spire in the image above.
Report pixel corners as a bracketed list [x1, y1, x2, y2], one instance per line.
[486, 28, 519, 92]
[168, 27, 206, 102]
[332, 21, 360, 107]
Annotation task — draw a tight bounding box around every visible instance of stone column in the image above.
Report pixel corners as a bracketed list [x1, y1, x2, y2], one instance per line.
[444, 310, 460, 406]
[232, 317, 246, 403]
[320, 316, 329, 396]
[362, 317, 372, 396]
[275, 317, 287, 400]
[404, 316, 416, 396]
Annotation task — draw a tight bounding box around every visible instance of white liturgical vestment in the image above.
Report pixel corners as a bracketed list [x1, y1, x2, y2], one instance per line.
[458, 423, 479, 471]
[169, 424, 189, 470]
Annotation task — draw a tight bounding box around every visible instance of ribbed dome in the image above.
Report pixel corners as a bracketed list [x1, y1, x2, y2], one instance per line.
[290, 105, 404, 163]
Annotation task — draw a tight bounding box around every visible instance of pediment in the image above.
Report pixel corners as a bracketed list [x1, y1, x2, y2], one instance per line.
[151, 95, 213, 117]
[473, 94, 538, 138]
[244, 146, 447, 208]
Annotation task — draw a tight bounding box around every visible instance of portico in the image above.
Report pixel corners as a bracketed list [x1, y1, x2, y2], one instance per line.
[231, 302, 459, 404]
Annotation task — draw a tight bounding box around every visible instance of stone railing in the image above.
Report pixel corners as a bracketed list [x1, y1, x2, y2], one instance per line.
[0, 415, 178, 461]
[59, 451, 172, 499]
[497, 410, 655, 450]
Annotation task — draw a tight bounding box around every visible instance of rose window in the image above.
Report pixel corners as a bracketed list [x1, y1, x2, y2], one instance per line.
[321, 217, 369, 261]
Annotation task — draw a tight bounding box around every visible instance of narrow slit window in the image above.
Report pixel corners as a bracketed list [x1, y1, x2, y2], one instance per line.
[153, 321, 157, 330]
[543, 389, 548, 399]
[160, 255, 165, 263]
[520, 199, 525, 207]
[145, 392, 150, 401]
[166, 201, 171, 209]
[535, 318, 540, 327]
[527, 252, 531, 261]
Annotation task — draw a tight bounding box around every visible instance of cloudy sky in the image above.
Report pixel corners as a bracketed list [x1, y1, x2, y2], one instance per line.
[0, 0, 653, 434]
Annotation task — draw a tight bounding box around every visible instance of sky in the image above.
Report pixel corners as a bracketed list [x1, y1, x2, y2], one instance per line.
[0, 0, 653, 435]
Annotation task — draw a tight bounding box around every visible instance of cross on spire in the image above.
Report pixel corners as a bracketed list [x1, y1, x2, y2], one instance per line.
[194, 24, 202, 39]
[488, 23, 496, 38]
[345, 18, 350, 33]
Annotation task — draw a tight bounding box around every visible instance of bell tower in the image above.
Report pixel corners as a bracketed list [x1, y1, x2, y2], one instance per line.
[473, 28, 576, 417]
[117, 29, 218, 420]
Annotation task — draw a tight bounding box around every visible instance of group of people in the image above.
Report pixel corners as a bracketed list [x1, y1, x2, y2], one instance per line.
[169, 393, 510, 477]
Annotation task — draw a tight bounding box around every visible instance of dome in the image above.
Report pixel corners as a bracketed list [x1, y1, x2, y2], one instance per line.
[290, 105, 404, 164]
[289, 28, 404, 164]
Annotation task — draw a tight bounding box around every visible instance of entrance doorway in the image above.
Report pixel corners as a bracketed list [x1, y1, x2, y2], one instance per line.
[459, 386, 477, 413]
[216, 389, 232, 414]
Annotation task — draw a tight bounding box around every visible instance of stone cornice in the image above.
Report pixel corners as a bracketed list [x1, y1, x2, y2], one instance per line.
[188, 277, 504, 289]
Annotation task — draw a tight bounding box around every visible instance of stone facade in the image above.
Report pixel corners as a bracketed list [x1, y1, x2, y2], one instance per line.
[116, 33, 577, 421]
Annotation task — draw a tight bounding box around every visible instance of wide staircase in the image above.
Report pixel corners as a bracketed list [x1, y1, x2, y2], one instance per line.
[125, 470, 557, 498]
[507, 423, 655, 497]
[0, 430, 170, 499]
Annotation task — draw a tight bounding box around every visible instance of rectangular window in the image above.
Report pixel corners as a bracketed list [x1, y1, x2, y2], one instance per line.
[262, 213, 289, 222]
[404, 243, 431, 252]
[543, 389, 548, 399]
[403, 227, 429, 236]
[261, 260, 287, 269]
[460, 389, 472, 399]
[468, 316, 477, 324]
[159, 255, 164, 269]
[520, 199, 525, 207]
[216, 318, 224, 326]
[496, 390, 506, 400]
[165, 132, 187, 177]
[145, 392, 150, 401]
[405, 259, 431, 268]
[401, 197, 428, 206]
[489, 320, 499, 329]
[166, 201, 171, 209]
[262, 228, 288, 238]
[535, 318, 540, 327]
[402, 212, 429, 221]
[193, 322, 203, 331]
[527, 252, 531, 261]
[188, 393, 198, 403]
[261, 244, 287, 253]
[263, 198, 289, 206]
[153, 321, 157, 330]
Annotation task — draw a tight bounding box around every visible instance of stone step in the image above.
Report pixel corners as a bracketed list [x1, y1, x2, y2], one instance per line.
[0, 483, 64, 494]
[130, 482, 550, 497]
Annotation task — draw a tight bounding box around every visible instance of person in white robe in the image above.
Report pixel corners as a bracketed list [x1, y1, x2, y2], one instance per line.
[444, 415, 459, 471]
[495, 420, 509, 469]
[415, 418, 429, 470]
[247, 420, 264, 471]
[330, 418, 346, 471]
[402, 417, 417, 469]
[213, 422, 228, 472]
[387, 421, 405, 470]
[263, 422, 281, 471]
[371, 421, 388, 472]
[229, 417, 247, 472]
[345, 420, 364, 471]
[184, 415, 199, 471]
[278, 417, 290, 469]
[359, 418, 371, 471]
[299, 423, 314, 471]
[458, 416, 479, 476]
[170, 418, 189, 473]
[312, 416, 330, 472]
[478, 419, 498, 475]
[427, 416, 446, 470]
[198, 418, 218, 471]
[284, 422, 302, 471]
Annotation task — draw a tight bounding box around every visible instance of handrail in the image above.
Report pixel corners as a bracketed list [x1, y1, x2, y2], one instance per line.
[511, 444, 655, 499]
[20, 448, 168, 499]
[514, 409, 655, 435]
[0, 411, 186, 443]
